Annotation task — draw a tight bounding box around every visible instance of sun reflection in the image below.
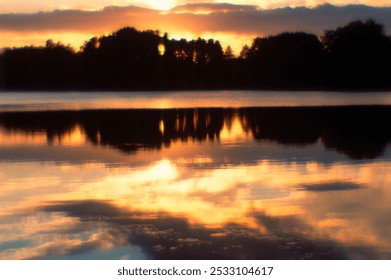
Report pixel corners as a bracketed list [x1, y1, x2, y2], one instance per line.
[159, 120, 165, 135]
[136, 160, 177, 182]
[56, 125, 86, 146]
[220, 114, 252, 141]
[0, 125, 86, 146]
[2, 129, 391, 259]
[2, 154, 391, 258]
[96, 129, 102, 144]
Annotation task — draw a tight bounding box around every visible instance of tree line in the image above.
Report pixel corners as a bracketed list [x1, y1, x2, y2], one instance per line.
[0, 19, 390, 91]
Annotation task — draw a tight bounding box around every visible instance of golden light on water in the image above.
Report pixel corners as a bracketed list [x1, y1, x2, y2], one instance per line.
[0, 128, 47, 146]
[0, 125, 86, 146]
[135, 159, 177, 182]
[220, 115, 252, 141]
[2, 149, 391, 251]
[159, 119, 165, 135]
[2, 108, 391, 259]
[53, 125, 85, 146]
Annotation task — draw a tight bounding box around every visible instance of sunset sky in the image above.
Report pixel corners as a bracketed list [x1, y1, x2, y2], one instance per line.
[1, 0, 391, 53]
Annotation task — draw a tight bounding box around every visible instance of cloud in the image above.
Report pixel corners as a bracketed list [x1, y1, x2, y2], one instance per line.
[0, 0, 150, 13]
[174, 3, 391, 35]
[0, 4, 391, 51]
[171, 3, 258, 13]
[0, 4, 390, 36]
[0, 5, 157, 33]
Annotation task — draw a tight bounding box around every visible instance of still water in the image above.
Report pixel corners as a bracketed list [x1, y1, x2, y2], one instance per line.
[1, 91, 391, 259]
[2, 90, 391, 111]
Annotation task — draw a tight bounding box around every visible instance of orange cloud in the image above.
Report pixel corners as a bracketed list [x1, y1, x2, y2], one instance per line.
[0, 4, 390, 53]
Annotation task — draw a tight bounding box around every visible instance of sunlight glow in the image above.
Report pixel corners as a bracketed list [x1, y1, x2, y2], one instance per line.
[220, 115, 252, 141]
[136, 160, 178, 182]
[159, 120, 165, 135]
[158, 43, 165, 56]
[55, 125, 86, 146]
[145, 0, 176, 11]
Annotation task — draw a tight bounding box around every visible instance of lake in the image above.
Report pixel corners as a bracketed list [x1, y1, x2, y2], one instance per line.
[2, 90, 391, 111]
[1, 91, 391, 260]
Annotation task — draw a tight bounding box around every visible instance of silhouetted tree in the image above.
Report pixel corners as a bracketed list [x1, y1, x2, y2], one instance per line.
[224, 46, 234, 60]
[2, 41, 75, 89]
[243, 32, 324, 88]
[239, 45, 250, 59]
[321, 19, 391, 89]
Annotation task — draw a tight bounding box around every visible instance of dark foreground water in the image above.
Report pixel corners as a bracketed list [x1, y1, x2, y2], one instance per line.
[1, 92, 391, 260]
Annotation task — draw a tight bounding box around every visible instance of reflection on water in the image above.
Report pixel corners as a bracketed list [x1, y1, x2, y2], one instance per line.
[1, 107, 391, 259]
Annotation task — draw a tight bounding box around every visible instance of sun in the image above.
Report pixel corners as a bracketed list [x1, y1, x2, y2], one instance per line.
[145, 0, 176, 11]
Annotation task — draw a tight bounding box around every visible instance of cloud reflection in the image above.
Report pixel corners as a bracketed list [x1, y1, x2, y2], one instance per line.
[19, 200, 386, 260]
[0, 209, 145, 260]
[299, 182, 365, 192]
[1, 155, 391, 259]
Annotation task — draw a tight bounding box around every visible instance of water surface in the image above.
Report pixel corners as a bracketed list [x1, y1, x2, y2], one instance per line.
[1, 92, 391, 259]
[2, 90, 391, 111]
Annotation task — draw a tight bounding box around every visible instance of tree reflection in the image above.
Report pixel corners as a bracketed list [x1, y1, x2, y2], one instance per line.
[1, 106, 391, 159]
